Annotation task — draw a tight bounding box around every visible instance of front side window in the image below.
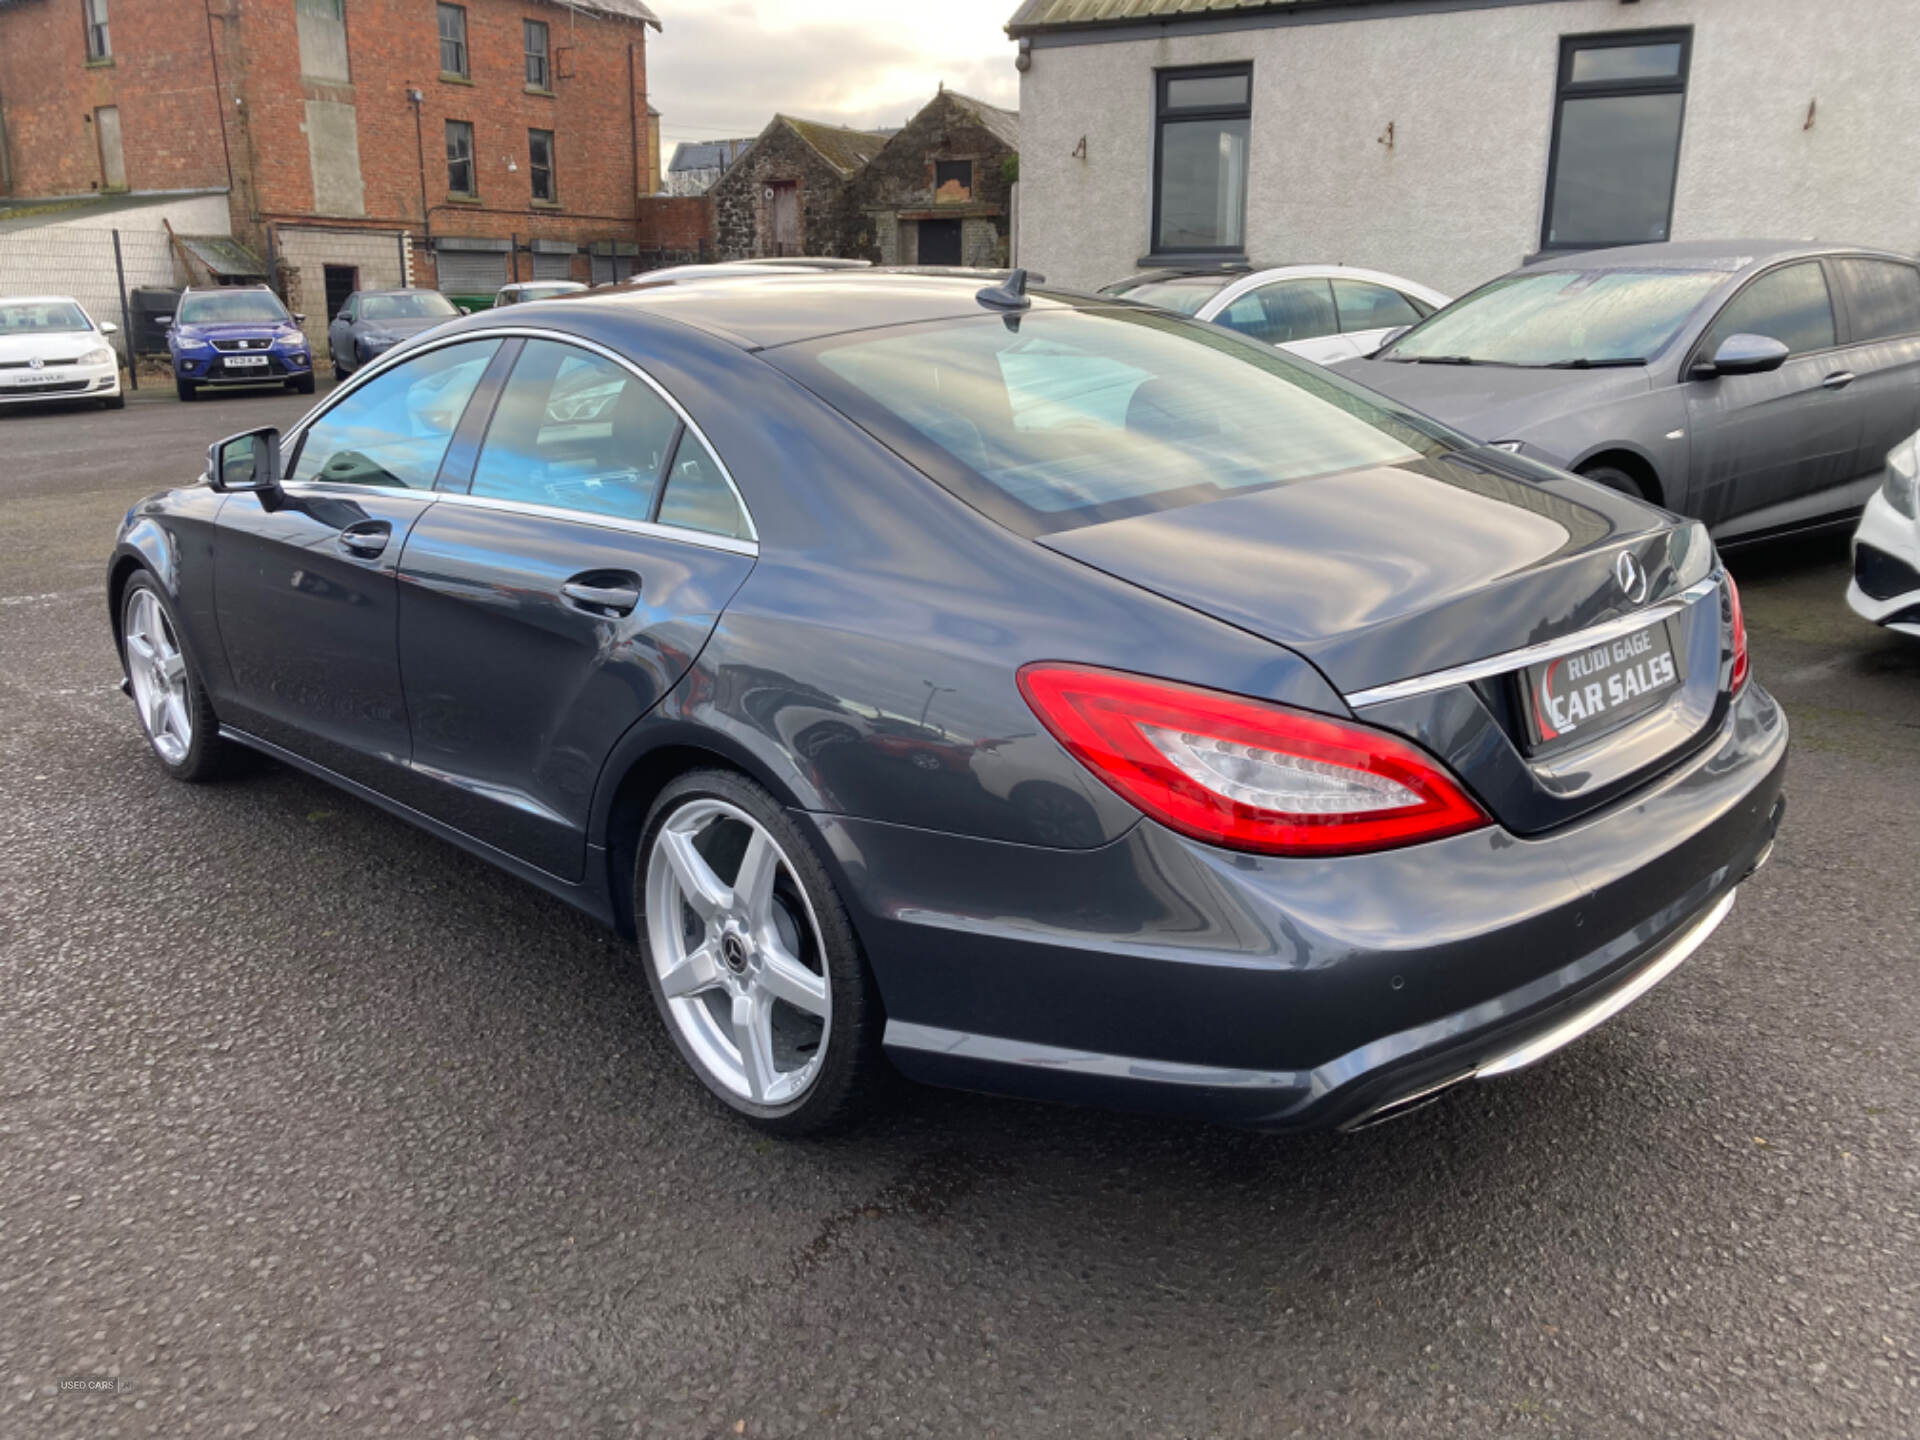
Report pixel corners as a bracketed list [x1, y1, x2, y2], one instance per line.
[529, 129, 555, 203]
[1833, 258, 1920, 344]
[176, 290, 291, 325]
[291, 340, 500, 488]
[525, 20, 550, 89]
[84, 0, 109, 60]
[1384, 267, 1725, 367]
[783, 308, 1443, 535]
[470, 339, 679, 523]
[1153, 65, 1250, 255]
[438, 3, 468, 78]
[1331, 279, 1425, 333]
[1214, 279, 1337, 346]
[1698, 262, 1837, 361]
[1543, 29, 1690, 250]
[446, 120, 475, 196]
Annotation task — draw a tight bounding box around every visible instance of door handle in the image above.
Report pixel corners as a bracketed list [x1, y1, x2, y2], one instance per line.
[561, 580, 642, 616]
[337, 520, 391, 557]
[1822, 370, 1856, 390]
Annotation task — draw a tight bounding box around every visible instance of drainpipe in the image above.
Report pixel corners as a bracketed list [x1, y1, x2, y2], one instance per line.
[410, 87, 430, 245]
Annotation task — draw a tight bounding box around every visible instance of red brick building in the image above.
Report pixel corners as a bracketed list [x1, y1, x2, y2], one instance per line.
[0, 0, 693, 348]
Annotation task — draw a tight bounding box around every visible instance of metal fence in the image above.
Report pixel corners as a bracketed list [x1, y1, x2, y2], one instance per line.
[0, 226, 184, 385]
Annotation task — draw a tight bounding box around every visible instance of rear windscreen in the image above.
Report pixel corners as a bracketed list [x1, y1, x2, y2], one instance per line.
[771, 307, 1456, 535]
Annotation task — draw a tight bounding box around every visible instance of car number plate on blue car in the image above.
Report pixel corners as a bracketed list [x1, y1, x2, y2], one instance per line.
[1523, 618, 1681, 753]
[224, 356, 269, 368]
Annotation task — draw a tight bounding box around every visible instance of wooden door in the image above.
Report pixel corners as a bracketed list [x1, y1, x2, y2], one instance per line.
[769, 182, 799, 256]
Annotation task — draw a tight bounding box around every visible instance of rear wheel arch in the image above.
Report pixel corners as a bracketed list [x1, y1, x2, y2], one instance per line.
[1575, 448, 1665, 507]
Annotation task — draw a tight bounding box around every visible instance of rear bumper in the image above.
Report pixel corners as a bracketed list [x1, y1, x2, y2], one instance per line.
[807, 679, 1788, 1130]
[1847, 490, 1920, 635]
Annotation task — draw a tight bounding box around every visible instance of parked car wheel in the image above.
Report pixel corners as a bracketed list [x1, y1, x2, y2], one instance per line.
[1578, 463, 1647, 501]
[637, 769, 885, 1136]
[291, 373, 316, 395]
[120, 573, 231, 782]
[100, 392, 125, 410]
[174, 378, 197, 402]
[332, 356, 350, 381]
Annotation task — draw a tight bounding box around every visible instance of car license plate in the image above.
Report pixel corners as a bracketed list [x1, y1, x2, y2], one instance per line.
[224, 355, 269, 368]
[1523, 618, 1681, 752]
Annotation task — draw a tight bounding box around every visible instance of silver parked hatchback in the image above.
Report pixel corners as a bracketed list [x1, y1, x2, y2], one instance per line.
[1342, 241, 1920, 543]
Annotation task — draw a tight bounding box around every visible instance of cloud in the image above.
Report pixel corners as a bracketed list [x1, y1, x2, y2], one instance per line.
[648, 1, 1018, 153]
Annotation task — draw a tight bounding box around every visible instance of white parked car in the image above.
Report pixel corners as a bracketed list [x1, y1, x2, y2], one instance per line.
[1846, 429, 1920, 638]
[0, 295, 123, 409]
[1099, 264, 1451, 365]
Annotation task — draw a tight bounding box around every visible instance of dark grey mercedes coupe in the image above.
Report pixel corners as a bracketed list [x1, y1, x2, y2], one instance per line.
[108, 271, 1787, 1135]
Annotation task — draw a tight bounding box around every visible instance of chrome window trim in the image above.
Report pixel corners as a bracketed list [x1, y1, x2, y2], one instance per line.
[431, 488, 758, 556]
[1344, 575, 1720, 709]
[282, 324, 760, 545]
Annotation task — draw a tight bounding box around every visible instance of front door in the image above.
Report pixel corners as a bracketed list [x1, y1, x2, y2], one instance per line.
[917, 218, 962, 267]
[1684, 260, 1858, 526]
[323, 265, 358, 323]
[769, 181, 799, 256]
[396, 337, 756, 880]
[214, 337, 504, 787]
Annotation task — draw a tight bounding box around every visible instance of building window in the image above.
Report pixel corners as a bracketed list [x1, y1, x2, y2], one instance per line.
[933, 159, 972, 203]
[529, 129, 555, 202]
[438, 3, 469, 79]
[1542, 29, 1691, 251]
[525, 20, 550, 90]
[446, 119, 475, 196]
[296, 0, 344, 17]
[84, 0, 110, 61]
[1152, 64, 1251, 256]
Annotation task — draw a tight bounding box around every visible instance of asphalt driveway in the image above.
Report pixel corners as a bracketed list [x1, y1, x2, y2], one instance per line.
[2, 390, 1916, 1438]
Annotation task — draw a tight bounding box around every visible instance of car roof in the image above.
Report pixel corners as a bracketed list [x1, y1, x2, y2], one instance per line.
[1525, 239, 1916, 274]
[359, 287, 448, 297]
[499, 270, 1096, 350]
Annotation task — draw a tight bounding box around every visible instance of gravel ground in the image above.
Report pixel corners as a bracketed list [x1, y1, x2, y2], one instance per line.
[2, 388, 1916, 1439]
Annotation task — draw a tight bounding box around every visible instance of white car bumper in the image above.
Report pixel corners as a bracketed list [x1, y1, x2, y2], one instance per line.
[0, 357, 121, 404]
[1846, 487, 1920, 637]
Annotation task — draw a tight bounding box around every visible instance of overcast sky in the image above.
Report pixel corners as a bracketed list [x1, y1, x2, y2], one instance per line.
[646, 1, 1021, 161]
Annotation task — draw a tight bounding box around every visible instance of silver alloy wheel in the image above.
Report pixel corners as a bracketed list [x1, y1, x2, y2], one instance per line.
[645, 797, 832, 1106]
[124, 588, 193, 765]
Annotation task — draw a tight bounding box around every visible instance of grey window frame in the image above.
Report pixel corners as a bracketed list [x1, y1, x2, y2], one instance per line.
[528, 128, 555, 203]
[524, 19, 550, 89]
[1540, 27, 1691, 253]
[446, 119, 476, 197]
[1150, 62, 1252, 259]
[438, 3, 469, 79]
[1687, 259, 1844, 373]
[84, 0, 110, 60]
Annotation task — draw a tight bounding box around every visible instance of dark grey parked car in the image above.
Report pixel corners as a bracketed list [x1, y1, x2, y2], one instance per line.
[1343, 241, 1920, 543]
[327, 288, 461, 379]
[108, 272, 1785, 1137]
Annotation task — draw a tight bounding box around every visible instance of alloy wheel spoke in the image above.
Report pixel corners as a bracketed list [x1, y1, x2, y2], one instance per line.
[658, 940, 722, 999]
[757, 942, 829, 1018]
[146, 686, 170, 739]
[730, 990, 775, 1102]
[164, 690, 192, 747]
[126, 631, 158, 668]
[160, 652, 187, 687]
[661, 827, 730, 919]
[732, 830, 781, 925]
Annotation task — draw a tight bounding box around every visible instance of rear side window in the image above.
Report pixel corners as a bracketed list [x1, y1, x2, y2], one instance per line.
[1834, 258, 1920, 343]
[1216, 279, 1337, 345]
[783, 308, 1444, 535]
[1699, 262, 1836, 359]
[470, 339, 678, 523]
[1331, 279, 1425, 333]
[291, 339, 500, 488]
[655, 431, 751, 539]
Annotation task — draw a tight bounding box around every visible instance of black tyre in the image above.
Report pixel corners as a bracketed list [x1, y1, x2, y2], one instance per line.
[120, 572, 232, 782]
[101, 392, 126, 410]
[175, 378, 197, 403]
[635, 768, 886, 1136]
[291, 372, 316, 395]
[1578, 463, 1647, 501]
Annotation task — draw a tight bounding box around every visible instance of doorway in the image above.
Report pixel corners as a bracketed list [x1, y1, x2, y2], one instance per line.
[769, 181, 799, 256]
[323, 265, 359, 321]
[916, 218, 962, 267]
[94, 106, 125, 191]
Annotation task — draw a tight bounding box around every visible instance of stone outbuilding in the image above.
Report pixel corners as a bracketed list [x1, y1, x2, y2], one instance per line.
[711, 115, 890, 259]
[851, 89, 1019, 268]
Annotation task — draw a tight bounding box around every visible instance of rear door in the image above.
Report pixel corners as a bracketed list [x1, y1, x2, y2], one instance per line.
[1829, 256, 1920, 482]
[1683, 259, 1858, 525]
[1330, 277, 1429, 359]
[395, 336, 757, 880]
[214, 337, 504, 787]
[1211, 278, 1348, 364]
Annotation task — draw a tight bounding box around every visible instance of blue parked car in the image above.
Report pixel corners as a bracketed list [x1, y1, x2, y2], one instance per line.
[166, 285, 314, 401]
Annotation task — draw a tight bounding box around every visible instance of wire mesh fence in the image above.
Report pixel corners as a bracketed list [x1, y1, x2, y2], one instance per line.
[0, 226, 183, 372]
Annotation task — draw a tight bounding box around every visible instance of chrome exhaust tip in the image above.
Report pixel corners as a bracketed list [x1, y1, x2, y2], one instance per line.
[1338, 1069, 1475, 1133]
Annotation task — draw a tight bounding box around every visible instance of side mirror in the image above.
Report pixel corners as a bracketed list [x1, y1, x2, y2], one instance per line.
[293, 313, 307, 324]
[1692, 333, 1790, 379]
[208, 427, 283, 495]
[156, 314, 174, 326]
[1376, 325, 1410, 351]
[98, 320, 119, 335]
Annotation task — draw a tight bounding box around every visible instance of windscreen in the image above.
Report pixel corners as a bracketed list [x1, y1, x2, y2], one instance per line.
[361, 292, 459, 321]
[177, 291, 291, 325]
[781, 308, 1449, 534]
[1382, 268, 1724, 366]
[0, 301, 90, 334]
[1101, 275, 1234, 316]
